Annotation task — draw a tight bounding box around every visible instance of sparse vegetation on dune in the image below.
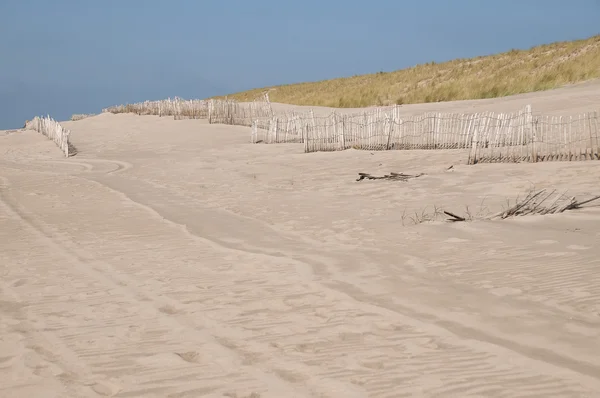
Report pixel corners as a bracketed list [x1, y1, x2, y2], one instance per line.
[71, 113, 96, 121]
[216, 35, 600, 108]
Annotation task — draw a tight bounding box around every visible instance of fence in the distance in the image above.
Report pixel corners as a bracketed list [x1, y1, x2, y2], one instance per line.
[70, 113, 96, 121]
[207, 99, 273, 126]
[103, 97, 210, 118]
[103, 96, 274, 127]
[102, 95, 599, 164]
[25, 116, 74, 157]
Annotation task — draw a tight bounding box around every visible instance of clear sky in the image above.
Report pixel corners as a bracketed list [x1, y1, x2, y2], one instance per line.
[1, 0, 598, 129]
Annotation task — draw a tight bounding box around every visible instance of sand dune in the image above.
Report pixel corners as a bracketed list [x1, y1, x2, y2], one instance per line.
[1, 83, 600, 397]
[271, 80, 600, 116]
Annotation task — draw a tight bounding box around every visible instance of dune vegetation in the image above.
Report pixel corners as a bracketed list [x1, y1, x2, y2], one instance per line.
[215, 35, 600, 108]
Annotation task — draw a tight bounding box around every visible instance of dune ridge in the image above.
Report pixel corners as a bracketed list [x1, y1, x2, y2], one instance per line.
[217, 35, 600, 108]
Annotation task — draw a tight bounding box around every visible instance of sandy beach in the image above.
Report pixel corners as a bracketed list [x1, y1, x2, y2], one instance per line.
[1, 82, 600, 397]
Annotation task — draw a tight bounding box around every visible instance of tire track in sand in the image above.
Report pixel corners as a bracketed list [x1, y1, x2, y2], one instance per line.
[0, 157, 132, 177]
[0, 279, 75, 398]
[39, 158, 133, 175]
[0, 175, 314, 398]
[5, 168, 600, 396]
[51, 173, 600, 397]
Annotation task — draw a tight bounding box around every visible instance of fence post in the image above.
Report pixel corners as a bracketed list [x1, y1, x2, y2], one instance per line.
[468, 120, 480, 165]
[433, 113, 440, 149]
[64, 131, 70, 157]
[309, 110, 317, 150]
[284, 117, 290, 143]
[267, 117, 274, 144]
[593, 111, 599, 160]
[339, 114, 346, 150]
[531, 118, 538, 163]
[251, 120, 257, 143]
[588, 111, 599, 160]
[228, 101, 234, 125]
[385, 115, 394, 150]
[524, 105, 537, 163]
[264, 91, 274, 117]
[303, 121, 309, 153]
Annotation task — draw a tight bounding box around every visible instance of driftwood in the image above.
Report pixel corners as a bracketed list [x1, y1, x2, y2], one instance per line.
[357, 172, 424, 182]
[443, 211, 466, 222]
[444, 189, 600, 222]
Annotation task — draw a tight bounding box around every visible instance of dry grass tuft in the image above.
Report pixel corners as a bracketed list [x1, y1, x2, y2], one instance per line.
[71, 113, 95, 121]
[216, 35, 600, 108]
[404, 188, 600, 226]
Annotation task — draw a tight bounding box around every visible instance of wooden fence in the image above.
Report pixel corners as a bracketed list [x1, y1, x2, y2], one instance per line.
[103, 97, 210, 118]
[102, 95, 598, 164]
[251, 106, 600, 163]
[471, 111, 600, 163]
[25, 116, 74, 157]
[207, 98, 273, 126]
[103, 95, 273, 127]
[250, 106, 411, 145]
[250, 105, 532, 151]
[251, 111, 307, 143]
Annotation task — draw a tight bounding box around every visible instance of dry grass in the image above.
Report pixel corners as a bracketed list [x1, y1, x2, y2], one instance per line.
[216, 35, 600, 108]
[71, 113, 95, 121]
[401, 188, 600, 226]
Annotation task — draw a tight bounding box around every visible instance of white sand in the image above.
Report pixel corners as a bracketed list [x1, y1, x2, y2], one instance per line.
[1, 81, 600, 397]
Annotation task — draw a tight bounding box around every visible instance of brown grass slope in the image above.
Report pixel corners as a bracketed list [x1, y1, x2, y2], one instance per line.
[216, 35, 600, 108]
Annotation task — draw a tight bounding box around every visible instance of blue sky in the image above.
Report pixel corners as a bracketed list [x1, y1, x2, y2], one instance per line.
[1, 0, 598, 129]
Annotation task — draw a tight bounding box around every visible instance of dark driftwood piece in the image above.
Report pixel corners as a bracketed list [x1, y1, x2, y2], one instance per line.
[444, 211, 466, 222]
[356, 172, 425, 182]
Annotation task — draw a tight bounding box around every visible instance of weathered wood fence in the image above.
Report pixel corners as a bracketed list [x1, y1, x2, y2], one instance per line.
[24, 116, 74, 157]
[103, 97, 210, 118]
[102, 95, 599, 164]
[251, 106, 532, 149]
[207, 99, 273, 126]
[103, 95, 273, 127]
[250, 105, 600, 163]
[471, 111, 599, 163]
[251, 106, 528, 152]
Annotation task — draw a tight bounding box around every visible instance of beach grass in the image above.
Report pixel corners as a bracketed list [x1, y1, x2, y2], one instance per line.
[214, 35, 600, 108]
